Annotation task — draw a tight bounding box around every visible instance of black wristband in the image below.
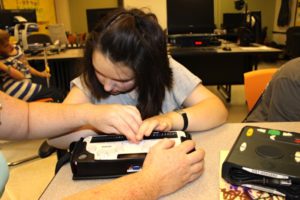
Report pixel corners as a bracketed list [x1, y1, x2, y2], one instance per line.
[176, 110, 188, 131]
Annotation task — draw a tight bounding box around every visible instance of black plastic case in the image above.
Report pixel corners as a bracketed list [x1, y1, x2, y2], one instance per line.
[70, 131, 192, 179]
[222, 126, 300, 199]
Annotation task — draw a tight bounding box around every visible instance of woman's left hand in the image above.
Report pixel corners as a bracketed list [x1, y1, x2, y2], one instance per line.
[136, 113, 174, 140]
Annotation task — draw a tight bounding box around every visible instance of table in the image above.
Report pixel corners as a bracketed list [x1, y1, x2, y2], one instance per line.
[169, 42, 282, 102]
[27, 49, 84, 93]
[27, 48, 84, 61]
[39, 122, 300, 200]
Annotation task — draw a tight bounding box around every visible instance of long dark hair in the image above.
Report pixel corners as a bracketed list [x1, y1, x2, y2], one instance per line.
[82, 8, 172, 119]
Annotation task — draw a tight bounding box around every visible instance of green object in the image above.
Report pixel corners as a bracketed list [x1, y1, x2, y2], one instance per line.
[268, 129, 281, 136]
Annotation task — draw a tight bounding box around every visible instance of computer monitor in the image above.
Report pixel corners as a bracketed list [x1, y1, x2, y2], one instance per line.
[167, 0, 215, 35]
[222, 13, 245, 32]
[0, 10, 12, 29]
[223, 11, 262, 44]
[0, 9, 37, 30]
[223, 12, 261, 31]
[86, 8, 117, 32]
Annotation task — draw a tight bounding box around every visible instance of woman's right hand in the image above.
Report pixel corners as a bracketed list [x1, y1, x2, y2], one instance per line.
[47, 104, 143, 149]
[86, 104, 143, 143]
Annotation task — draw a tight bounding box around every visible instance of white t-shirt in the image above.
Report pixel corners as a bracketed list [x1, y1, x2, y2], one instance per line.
[71, 57, 201, 113]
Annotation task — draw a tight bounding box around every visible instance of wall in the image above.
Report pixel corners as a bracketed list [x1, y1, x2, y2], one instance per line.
[123, 0, 167, 29]
[248, 0, 276, 41]
[273, 0, 298, 44]
[68, 0, 118, 33]
[54, 0, 71, 32]
[296, 0, 300, 26]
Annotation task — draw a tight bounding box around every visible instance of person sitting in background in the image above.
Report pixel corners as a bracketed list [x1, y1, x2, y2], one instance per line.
[0, 29, 64, 102]
[245, 57, 300, 122]
[48, 8, 228, 149]
[0, 91, 205, 199]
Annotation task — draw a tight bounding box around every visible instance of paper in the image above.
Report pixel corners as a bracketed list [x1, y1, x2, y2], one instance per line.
[239, 46, 270, 51]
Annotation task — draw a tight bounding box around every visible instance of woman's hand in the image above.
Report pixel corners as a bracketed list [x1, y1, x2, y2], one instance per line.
[86, 104, 143, 143]
[136, 113, 174, 140]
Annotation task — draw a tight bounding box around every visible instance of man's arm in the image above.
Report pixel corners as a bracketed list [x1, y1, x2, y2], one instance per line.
[0, 91, 142, 140]
[64, 139, 205, 200]
[0, 91, 87, 139]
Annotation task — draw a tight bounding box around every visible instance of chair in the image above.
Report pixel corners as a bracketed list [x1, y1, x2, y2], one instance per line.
[25, 33, 52, 55]
[7, 98, 56, 166]
[286, 26, 300, 58]
[243, 68, 278, 111]
[27, 33, 53, 45]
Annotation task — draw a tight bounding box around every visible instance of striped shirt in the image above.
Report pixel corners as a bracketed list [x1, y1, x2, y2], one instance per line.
[0, 46, 42, 101]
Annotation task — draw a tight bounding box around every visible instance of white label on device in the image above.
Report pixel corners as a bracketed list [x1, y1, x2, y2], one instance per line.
[242, 167, 289, 179]
[84, 131, 186, 160]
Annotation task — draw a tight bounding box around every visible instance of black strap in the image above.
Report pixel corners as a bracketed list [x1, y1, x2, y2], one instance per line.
[55, 142, 76, 174]
[55, 150, 70, 174]
[181, 112, 188, 131]
[176, 110, 188, 131]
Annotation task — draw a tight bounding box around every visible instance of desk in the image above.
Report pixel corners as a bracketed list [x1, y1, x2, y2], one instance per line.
[169, 42, 282, 102]
[27, 49, 83, 61]
[28, 49, 84, 93]
[39, 122, 300, 200]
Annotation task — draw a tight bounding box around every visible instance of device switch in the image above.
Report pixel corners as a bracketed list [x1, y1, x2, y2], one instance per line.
[295, 152, 300, 163]
[267, 129, 281, 136]
[257, 128, 266, 133]
[282, 132, 293, 137]
[246, 128, 254, 137]
[239, 142, 247, 152]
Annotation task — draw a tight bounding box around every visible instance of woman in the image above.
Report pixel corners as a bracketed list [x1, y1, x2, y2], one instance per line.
[48, 8, 228, 149]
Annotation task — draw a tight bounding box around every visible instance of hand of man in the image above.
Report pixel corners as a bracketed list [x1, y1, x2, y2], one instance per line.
[141, 139, 205, 197]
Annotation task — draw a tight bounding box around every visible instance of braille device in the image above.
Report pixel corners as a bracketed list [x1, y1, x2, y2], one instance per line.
[222, 126, 300, 199]
[70, 131, 192, 179]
